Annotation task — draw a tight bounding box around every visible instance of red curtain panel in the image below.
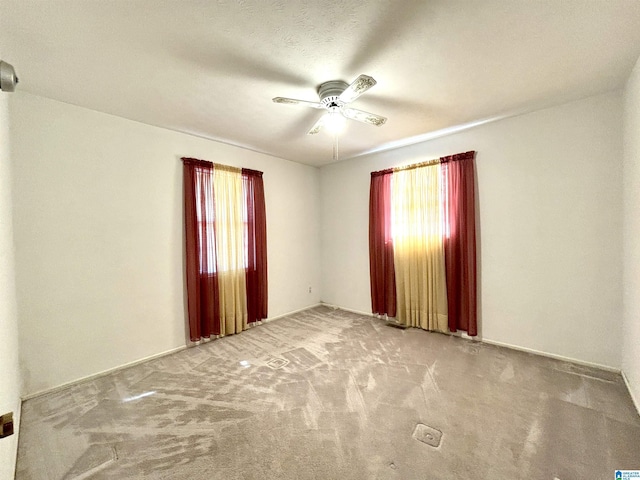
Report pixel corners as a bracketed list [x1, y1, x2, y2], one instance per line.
[182, 158, 221, 340]
[369, 170, 397, 317]
[243, 168, 268, 324]
[441, 151, 477, 336]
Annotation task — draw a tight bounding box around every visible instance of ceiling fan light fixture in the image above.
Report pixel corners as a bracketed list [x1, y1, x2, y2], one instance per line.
[325, 109, 346, 134]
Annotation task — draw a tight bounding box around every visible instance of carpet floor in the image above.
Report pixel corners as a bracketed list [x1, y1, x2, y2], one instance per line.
[16, 306, 640, 479]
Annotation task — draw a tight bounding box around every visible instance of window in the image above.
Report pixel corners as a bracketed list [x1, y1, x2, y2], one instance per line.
[369, 151, 478, 335]
[182, 158, 267, 339]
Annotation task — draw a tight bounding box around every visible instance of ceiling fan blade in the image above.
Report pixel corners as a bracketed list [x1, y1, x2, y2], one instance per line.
[339, 75, 377, 104]
[342, 108, 387, 126]
[273, 97, 324, 109]
[307, 114, 328, 135]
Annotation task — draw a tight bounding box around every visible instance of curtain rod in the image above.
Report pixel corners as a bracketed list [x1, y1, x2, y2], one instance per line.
[181, 157, 263, 176]
[393, 157, 441, 172]
[371, 150, 475, 176]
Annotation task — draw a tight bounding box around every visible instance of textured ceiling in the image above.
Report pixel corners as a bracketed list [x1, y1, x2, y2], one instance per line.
[2, 0, 640, 167]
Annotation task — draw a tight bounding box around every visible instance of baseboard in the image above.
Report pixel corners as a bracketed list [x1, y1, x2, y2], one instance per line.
[320, 302, 376, 317]
[326, 305, 639, 412]
[621, 369, 640, 416]
[266, 303, 323, 321]
[21, 303, 324, 401]
[23, 303, 623, 402]
[479, 338, 620, 373]
[21, 345, 188, 401]
[321, 302, 621, 374]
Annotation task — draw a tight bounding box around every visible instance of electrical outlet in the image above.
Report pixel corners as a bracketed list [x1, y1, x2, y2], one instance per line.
[308, 286, 312, 293]
[0, 412, 14, 438]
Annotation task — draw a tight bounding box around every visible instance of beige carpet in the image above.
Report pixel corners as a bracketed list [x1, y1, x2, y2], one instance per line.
[16, 306, 640, 479]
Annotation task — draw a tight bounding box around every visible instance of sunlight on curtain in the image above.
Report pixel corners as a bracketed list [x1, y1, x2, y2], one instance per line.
[391, 164, 448, 332]
[213, 165, 248, 335]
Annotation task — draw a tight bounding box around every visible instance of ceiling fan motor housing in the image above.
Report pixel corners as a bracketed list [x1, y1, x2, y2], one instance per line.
[272, 74, 386, 138]
[318, 80, 348, 109]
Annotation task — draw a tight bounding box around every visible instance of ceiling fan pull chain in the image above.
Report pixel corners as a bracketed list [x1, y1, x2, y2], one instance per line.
[333, 132, 339, 162]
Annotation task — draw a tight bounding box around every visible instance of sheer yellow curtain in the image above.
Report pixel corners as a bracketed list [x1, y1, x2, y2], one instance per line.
[392, 164, 448, 332]
[213, 165, 248, 335]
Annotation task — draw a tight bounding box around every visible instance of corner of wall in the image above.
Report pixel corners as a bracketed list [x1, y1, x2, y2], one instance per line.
[0, 90, 23, 480]
[622, 54, 640, 414]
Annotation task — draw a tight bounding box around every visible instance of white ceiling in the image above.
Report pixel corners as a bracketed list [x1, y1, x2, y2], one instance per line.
[2, 0, 640, 167]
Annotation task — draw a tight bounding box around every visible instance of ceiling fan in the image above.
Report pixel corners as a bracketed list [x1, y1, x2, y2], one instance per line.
[272, 74, 387, 136]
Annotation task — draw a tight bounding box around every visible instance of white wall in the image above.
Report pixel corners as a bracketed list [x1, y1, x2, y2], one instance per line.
[10, 93, 321, 397]
[7, 85, 629, 398]
[0, 92, 21, 478]
[623, 56, 640, 410]
[320, 91, 623, 369]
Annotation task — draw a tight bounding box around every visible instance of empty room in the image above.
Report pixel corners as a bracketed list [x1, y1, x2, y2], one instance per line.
[1, 1, 640, 479]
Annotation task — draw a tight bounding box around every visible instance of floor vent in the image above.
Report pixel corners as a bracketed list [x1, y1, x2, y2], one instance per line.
[413, 423, 442, 448]
[265, 357, 289, 369]
[385, 320, 408, 329]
